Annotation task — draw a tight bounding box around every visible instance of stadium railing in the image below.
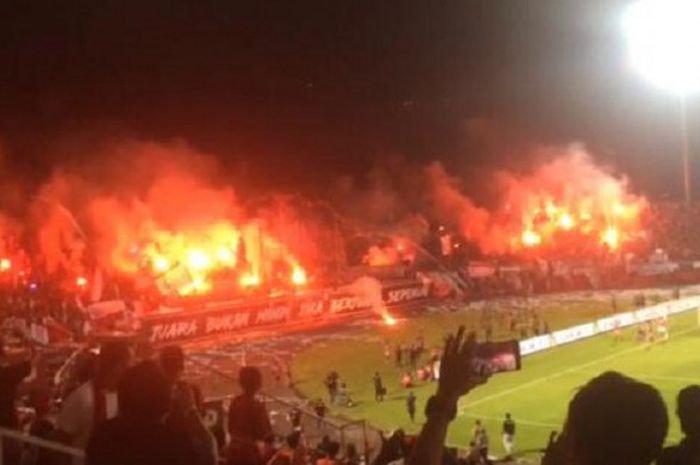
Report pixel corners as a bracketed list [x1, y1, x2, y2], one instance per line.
[0, 426, 84, 465]
[187, 355, 374, 459]
[205, 392, 372, 459]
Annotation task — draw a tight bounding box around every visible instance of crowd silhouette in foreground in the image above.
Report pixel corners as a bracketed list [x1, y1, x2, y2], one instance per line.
[0, 327, 698, 465]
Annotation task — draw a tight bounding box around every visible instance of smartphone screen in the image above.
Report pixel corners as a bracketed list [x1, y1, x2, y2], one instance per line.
[472, 340, 521, 376]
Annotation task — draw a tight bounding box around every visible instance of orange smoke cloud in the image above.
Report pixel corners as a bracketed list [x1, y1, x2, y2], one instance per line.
[428, 145, 647, 255]
[362, 236, 417, 267]
[31, 141, 310, 296]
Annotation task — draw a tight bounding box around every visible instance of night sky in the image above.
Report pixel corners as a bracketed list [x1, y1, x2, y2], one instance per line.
[0, 0, 695, 198]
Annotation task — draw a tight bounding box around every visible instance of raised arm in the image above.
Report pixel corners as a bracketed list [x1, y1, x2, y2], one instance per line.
[407, 326, 488, 465]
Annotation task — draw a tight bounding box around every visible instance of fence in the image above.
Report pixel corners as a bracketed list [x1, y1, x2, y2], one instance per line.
[0, 426, 83, 465]
[187, 354, 375, 460]
[205, 393, 371, 459]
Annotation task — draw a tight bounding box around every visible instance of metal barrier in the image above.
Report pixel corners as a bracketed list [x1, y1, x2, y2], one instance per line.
[204, 392, 371, 459]
[188, 355, 374, 460]
[0, 426, 84, 465]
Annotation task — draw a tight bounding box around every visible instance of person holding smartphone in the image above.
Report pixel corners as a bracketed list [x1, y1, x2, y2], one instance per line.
[407, 327, 490, 465]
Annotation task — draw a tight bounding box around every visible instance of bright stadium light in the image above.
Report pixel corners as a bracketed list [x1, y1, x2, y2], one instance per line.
[623, 0, 700, 205]
[623, 0, 700, 95]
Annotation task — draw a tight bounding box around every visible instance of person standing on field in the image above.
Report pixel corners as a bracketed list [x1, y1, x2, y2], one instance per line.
[373, 372, 385, 402]
[406, 391, 416, 423]
[502, 413, 516, 460]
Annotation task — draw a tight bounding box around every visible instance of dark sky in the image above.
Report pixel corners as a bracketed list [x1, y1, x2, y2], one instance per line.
[0, 0, 695, 198]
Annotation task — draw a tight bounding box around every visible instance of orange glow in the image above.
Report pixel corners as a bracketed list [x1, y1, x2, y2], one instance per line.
[291, 267, 307, 286]
[239, 272, 261, 288]
[559, 213, 575, 230]
[521, 230, 542, 247]
[429, 150, 647, 256]
[76, 276, 88, 288]
[363, 236, 417, 267]
[109, 220, 307, 296]
[186, 249, 211, 270]
[383, 314, 397, 326]
[216, 247, 235, 264]
[0, 258, 11, 272]
[601, 227, 620, 249]
[153, 256, 170, 273]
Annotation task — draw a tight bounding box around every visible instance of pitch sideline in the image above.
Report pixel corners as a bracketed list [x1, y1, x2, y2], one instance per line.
[459, 323, 700, 412]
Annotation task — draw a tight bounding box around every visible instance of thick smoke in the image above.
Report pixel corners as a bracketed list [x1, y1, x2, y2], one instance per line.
[0, 135, 651, 283]
[26, 140, 316, 294]
[426, 144, 647, 254]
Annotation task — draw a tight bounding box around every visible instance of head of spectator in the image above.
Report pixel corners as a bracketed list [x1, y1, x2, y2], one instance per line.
[239, 365, 262, 396]
[563, 371, 668, 465]
[346, 443, 359, 460]
[325, 441, 340, 459]
[97, 341, 133, 390]
[159, 345, 185, 385]
[117, 361, 170, 423]
[677, 385, 700, 441]
[318, 435, 332, 452]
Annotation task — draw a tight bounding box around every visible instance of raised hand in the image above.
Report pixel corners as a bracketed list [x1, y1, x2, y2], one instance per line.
[436, 326, 489, 402]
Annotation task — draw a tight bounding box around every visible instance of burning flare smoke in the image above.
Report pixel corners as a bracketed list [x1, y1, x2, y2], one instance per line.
[31, 141, 309, 296]
[428, 145, 647, 255]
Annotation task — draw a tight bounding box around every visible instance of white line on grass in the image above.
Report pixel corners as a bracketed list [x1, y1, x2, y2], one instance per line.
[459, 325, 700, 412]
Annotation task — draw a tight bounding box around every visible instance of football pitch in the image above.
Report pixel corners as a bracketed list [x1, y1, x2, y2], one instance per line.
[291, 295, 700, 458]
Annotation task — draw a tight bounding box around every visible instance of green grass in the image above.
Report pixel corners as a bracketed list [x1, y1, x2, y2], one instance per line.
[291, 294, 700, 458]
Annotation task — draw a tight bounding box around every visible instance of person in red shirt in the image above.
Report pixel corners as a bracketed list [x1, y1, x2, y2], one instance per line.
[227, 366, 273, 465]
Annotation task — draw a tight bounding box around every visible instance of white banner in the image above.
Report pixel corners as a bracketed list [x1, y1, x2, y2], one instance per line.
[518, 296, 700, 358]
[551, 323, 596, 346]
[519, 335, 552, 356]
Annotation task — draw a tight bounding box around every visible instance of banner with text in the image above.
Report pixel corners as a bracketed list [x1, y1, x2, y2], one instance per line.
[142, 281, 430, 344]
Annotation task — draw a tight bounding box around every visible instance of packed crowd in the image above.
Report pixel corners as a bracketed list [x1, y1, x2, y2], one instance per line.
[646, 202, 700, 260]
[0, 335, 367, 465]
[0, 323, 698, 465]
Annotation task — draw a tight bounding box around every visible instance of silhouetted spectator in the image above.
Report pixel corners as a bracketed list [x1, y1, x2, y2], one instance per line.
[86, 361, 198, 465]
[160, 345, 218, 465]
[314, 398, 327, 428]
[58, 341, 132, 463]
[266, 431, 306, 465]
[659, 385, 700, 465]
[227, 366, 273, 465]
[557, 371, 668, 465]
[0, 338, 33, 428]
[288, 405, 302, 431]
[316, 435, 332, 457]
[316, 441, 340, 465]
[471, 420, 489, 463]
[342, 444, 360, 465]
[465, 441, 482, 465]
[21, 388, 57, 465]
[160, 345, 204, 412]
